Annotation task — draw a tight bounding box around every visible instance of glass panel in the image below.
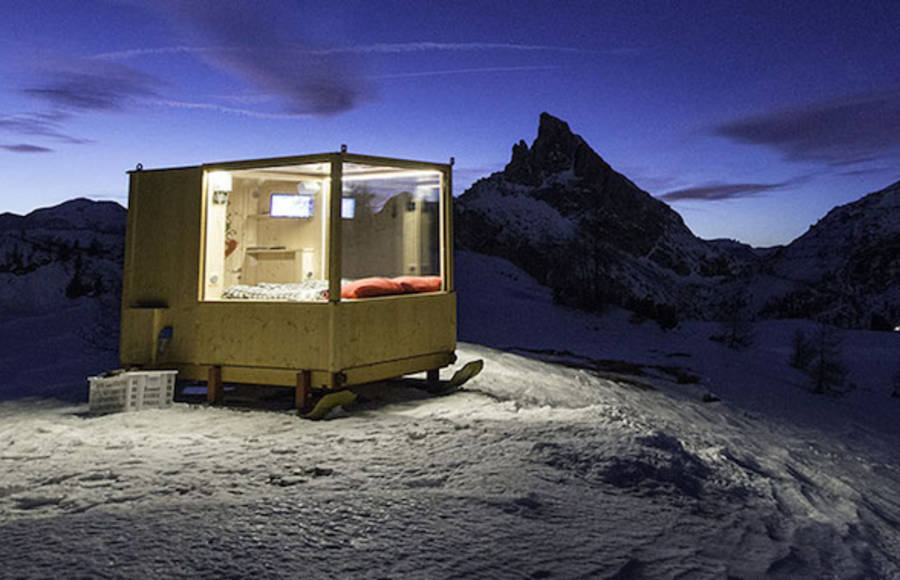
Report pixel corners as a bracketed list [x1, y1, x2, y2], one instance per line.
[341, 165, 442, 296]
[202, 162, 331, 301]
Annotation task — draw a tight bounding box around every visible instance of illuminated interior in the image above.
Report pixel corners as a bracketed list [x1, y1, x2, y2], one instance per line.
[202, 160, 443, 302]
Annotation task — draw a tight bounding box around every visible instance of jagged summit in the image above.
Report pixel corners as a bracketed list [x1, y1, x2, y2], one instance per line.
[504, 113, 611, 185]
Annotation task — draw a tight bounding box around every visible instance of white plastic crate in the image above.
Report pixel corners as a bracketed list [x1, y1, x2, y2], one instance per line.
[89, 370, 178, 414]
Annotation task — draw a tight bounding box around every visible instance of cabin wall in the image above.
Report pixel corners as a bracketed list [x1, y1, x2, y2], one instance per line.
[170, 302, 332, 370]
[121, 168, 204, 367]
[336, 292, 456, 370]
[122, 167, 204, 309]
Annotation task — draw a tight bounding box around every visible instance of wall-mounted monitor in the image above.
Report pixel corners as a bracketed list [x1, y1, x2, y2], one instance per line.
[342, 197, 356, 219]
[271, 193, 314, 218]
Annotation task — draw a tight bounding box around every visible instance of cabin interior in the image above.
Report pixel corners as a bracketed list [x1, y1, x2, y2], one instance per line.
[203, 161, 442, 302]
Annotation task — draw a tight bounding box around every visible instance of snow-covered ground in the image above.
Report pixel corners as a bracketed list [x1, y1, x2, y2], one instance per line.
[0, 300, 118, 401]
[2, 343, 900, 578]
[457, 250, 900, 438]
[1, 250, 899, 578]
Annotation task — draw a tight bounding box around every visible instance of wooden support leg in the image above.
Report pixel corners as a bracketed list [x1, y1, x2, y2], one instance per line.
[207, 365, 223, 404]
[426, 369, 440, 388]
[296, 370, 311, 411]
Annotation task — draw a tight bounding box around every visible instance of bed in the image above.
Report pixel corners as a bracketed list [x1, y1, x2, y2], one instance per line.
[222, 276, 442, 302]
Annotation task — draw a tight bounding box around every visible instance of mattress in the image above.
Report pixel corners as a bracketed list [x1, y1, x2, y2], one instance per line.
[222, 276, 442, 302]
[223, 280, 332, 302]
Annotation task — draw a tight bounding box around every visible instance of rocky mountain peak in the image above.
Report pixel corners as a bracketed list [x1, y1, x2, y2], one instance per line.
[504, 112, 610, 186]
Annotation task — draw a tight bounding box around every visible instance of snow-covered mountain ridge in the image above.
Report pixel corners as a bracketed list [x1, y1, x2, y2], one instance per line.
[0, 199, 123, 399]
[456, 113, 900, 329]
[761, 180, 900, 327]
[0, 197, 125, 234]
[0, 198, 125, 314]
[456, 113, 739, 323]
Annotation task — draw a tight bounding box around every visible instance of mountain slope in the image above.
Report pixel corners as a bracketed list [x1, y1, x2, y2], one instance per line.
[0, 198, 125, 313]
[0, 199, 124, 399]
[456, 113, 741, 323]
[761, 180, 900, 328]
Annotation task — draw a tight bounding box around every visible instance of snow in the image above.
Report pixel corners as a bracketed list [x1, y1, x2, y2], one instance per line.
[2, 342, 900, 578]
[2, 241, 899, 576]
[771, 180, 900, 284]
[462, 176, 577, 244]
[0, 301, 118, 401]
[457, 250, 900, 437]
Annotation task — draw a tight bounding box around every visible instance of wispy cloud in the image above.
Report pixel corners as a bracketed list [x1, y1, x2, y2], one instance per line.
[149, 1, 366, 116]
[146, 99, 309, 120]
[714, 88, 900, 165]
[93, 41, 604, 61]
[836, 165, 897, 178]
[0, 112, 90, 144]
[659, 180, 793, 202]
[22, 62, 158, 112]
[0, 143, 54, 153]
[309, 42, 600, 56]
[92, 45, 220, 61]
[89, 38, 604, 114]
[370, 65, 559, 80]
[10, 60, 150, 149]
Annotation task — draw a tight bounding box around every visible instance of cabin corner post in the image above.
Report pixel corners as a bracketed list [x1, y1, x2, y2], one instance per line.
[197, 169, 210, 302]
[327, 154, 343, 303]
[443, 166, 454, 292]
[120, 171, 139, 366]
[327, 154, 344, 379]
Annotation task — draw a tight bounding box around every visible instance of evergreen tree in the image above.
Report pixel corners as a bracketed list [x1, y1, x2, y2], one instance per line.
[791, 325, 847, 394]
[66, 252, 90, 298]
[789, 329, 815, 371]
[713, 290, 754, 349]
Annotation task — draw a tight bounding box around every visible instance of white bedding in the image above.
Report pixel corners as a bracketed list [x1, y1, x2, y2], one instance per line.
[223, 280, 335, 302]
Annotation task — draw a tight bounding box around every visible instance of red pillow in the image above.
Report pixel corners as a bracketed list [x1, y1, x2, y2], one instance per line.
[341, 277, 404, 299]
[393, 276, 442, 293]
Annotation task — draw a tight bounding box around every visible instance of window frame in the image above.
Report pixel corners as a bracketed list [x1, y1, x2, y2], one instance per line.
[199, 152, 452, 304]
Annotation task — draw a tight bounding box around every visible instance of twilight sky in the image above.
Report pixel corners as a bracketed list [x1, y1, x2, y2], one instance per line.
[1, 0, 898, 247]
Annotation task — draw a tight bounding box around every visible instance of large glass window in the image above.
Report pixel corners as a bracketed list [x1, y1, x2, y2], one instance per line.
[203, 162, 332, 301]
[341, 164, 442, 284]
[202, 158, 445, 302]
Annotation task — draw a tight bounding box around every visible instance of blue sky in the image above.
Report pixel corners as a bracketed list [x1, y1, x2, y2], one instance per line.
[1, 0, 898, 246]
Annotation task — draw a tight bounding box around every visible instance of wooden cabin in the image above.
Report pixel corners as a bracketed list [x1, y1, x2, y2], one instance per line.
[119, 150, 456, 407]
